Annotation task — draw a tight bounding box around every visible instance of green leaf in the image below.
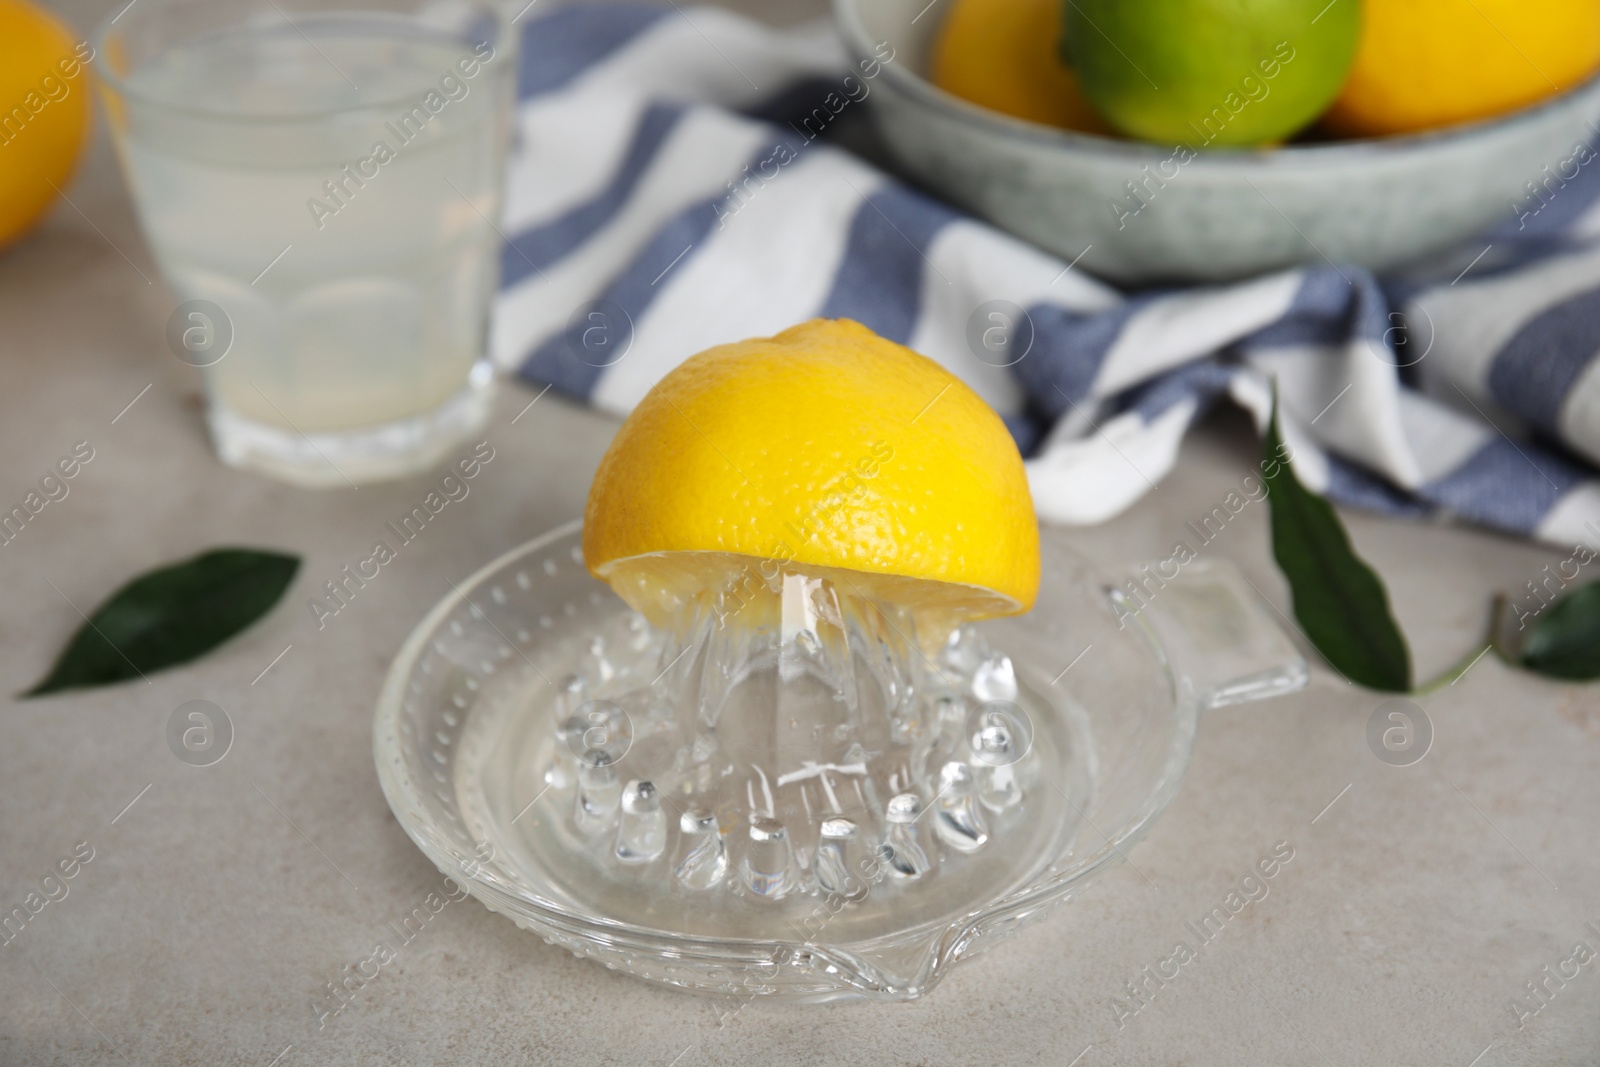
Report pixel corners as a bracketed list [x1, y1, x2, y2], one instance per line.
[1261, 391, 1411, 692]
[24, 548, 299, 697]
[1519, 581, 1600, 681]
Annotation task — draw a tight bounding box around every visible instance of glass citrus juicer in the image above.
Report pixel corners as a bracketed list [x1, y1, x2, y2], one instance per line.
[374, 321, 1307, 1000]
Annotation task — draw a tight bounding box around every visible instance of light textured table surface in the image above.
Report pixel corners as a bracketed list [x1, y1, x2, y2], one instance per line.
[4, 2, 1600, 1064]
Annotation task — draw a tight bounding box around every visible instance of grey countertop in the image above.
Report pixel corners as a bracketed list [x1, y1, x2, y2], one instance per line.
[3, 1, 1599, 1064]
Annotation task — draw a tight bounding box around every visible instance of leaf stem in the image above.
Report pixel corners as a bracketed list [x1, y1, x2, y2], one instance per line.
[1413, 642, 1494, 695]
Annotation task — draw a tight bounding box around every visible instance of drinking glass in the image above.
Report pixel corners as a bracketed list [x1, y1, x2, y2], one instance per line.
[95, 0, 513, 487]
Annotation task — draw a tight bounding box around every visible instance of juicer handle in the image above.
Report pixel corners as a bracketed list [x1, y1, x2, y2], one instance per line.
[1108, 558, 1309, 710]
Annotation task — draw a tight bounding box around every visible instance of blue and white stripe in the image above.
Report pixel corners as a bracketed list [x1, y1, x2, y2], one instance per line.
[496, 4, 1600, 549]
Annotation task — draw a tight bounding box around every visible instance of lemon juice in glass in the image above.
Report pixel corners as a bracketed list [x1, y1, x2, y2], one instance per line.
[95, 0, 512, 486]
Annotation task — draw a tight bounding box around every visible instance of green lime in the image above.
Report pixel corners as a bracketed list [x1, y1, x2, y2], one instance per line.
[1062, 0, 1360, 147]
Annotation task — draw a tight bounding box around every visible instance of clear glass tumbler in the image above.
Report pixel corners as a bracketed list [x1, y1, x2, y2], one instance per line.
[95, 0, 513, 487]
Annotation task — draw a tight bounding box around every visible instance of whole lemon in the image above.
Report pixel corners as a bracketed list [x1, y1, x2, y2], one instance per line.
[1064, 0, 1359, 147]
[0, 0, 92, 251]
[930, 0, 1114, 135]
[1322, 0, 1600, 137]
[583, 319, 1040, 631]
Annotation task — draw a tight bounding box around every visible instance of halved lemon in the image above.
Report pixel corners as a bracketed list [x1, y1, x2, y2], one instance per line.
[582, 319, 1040, 633]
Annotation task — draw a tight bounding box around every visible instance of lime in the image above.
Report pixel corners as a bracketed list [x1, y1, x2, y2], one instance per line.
[1063, 0, 1360, 147]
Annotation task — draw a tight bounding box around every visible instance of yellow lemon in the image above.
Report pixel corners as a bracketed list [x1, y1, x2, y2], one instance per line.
[929, 0, 1114, 135]
[0, 0, 92, 250]
[583, 319, 1040, 631]
[1323, 0, 1600, 137]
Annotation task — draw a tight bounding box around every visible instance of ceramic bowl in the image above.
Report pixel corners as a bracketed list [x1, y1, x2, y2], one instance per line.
[834, 0, 1600, 284]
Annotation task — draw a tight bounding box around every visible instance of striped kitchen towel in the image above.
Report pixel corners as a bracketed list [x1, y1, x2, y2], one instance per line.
[493, 3, 1600, 550]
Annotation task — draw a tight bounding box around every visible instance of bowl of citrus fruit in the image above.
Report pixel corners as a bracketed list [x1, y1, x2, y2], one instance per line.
[374, 320, 1307, 999]
[836, 0, 1600, 283]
